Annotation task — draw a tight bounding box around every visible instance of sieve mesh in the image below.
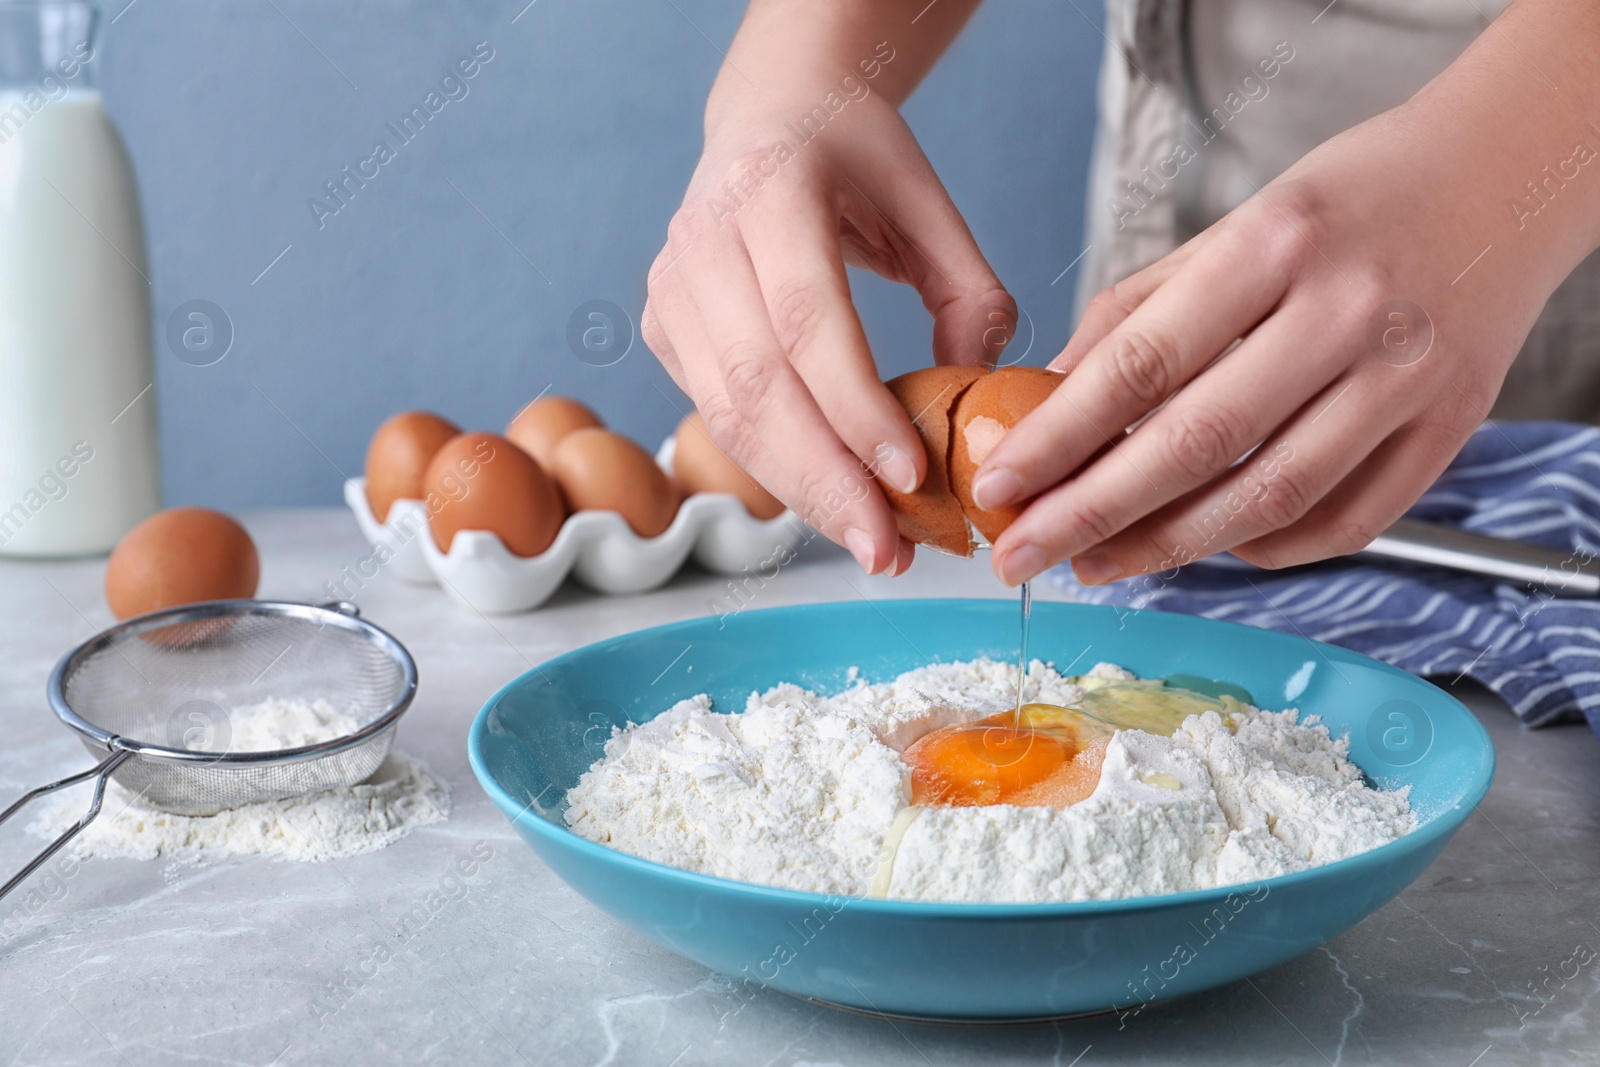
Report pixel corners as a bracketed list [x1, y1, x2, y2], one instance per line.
[49, 601, 416, 816]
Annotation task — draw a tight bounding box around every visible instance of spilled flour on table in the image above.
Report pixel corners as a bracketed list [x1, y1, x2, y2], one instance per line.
[565, 659, 1416, 903]
[27, 697, 449, 863]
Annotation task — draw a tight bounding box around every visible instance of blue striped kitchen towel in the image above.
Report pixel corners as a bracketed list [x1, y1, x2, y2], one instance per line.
[1050, 421, 1600, 738]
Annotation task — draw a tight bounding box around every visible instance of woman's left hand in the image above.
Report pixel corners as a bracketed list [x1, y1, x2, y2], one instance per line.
[976, 2, 1600, 588]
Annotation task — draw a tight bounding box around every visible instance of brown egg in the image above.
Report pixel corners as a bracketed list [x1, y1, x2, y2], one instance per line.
[365, 411, 460, 523]
[672, 413, 785, 520]
[106, 508, 260, 620]
[506, 396, 604, 469]
[548, 428, 678, 538]
[880, 366, 987, 557]
[424, 432, 565, 557]
[949, 366, 1064, 543]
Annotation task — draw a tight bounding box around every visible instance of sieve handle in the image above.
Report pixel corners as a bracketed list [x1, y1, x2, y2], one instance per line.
[0, 750, 132, 903]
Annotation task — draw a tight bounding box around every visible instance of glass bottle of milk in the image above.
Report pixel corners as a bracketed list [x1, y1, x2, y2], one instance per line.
[0, 0, 160, 557]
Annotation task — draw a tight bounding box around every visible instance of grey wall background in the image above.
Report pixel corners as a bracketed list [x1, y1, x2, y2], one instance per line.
[99, 0, 1103, 509]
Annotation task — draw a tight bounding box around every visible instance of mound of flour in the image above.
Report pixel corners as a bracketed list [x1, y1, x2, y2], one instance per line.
[220, 696, 362, 751]
[27, 698, 450, 863]
[564, 659, 1416, 903]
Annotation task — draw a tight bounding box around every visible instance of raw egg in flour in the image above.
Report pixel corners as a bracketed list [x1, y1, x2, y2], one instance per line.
[902, 679, 1240, 810]
[903, 714, 1109, 809]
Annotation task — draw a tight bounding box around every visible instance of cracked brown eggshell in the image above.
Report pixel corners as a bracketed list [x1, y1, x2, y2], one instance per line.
[949, 366, 1065, 544]
[880, 366, 987, 557]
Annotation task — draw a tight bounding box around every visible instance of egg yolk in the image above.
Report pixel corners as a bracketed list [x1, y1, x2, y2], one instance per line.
[903, 683, 1239, 811]
[904, 713, 1080, 807]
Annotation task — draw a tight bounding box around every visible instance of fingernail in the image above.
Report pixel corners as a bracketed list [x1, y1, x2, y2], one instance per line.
[876, 444, 919, 495]
[998, 543, 1046, 586]
[972, 468, 1023, 511]
[1073, 552, 1123, 586]
[843, 527, 879, 574]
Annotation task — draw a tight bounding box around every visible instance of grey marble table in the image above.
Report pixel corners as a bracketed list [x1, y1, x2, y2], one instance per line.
[1, 508, 1596, 1066]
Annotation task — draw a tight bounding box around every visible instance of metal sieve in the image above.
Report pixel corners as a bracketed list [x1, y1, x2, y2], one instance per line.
[0, 599, 418, 902]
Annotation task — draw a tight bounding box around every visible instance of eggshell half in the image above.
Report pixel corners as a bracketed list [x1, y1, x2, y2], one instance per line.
[881, 366, 986, 557]
[949, 366, 1064, 544]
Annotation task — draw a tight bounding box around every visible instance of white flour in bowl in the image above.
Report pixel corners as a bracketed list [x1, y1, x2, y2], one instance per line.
[27, 697, 450, 863]
[564, 659, 1416, 903]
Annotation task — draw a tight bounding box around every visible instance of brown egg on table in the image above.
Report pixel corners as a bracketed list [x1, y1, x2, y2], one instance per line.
[948, 366, 1064, 543]
[506, 395, 604, 469]
[881, 365, 987, 557]
[425, 432, 566, 557]
[547, 428, 678, 538]
[106, 507, 260, 620]
[365, 411, 461, 524]
[672, 413, 785, 521]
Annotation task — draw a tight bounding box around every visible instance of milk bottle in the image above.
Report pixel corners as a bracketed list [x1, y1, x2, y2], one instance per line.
[0, 0, 160, 557]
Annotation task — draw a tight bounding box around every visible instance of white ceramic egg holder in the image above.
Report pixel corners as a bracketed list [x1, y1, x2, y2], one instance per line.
[342, 437, 805, 614]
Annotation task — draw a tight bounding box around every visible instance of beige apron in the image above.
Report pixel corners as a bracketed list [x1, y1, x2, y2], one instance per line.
[1079, 0, 1600, 422]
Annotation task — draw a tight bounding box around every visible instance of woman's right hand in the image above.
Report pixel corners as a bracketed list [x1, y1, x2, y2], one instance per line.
[642, 26, 1013, 577]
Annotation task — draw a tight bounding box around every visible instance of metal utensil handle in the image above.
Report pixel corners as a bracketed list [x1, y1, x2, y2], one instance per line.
[1362, 518, 1600, 597]
[0, 750, 132, 903]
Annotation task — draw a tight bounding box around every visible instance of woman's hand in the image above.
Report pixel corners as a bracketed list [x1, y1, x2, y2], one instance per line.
[979, 0, 1600, 588]
[642, 1, 1014, 577]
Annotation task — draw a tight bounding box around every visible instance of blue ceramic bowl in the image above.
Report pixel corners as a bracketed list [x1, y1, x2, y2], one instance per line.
[468, 599, 1494, 1021]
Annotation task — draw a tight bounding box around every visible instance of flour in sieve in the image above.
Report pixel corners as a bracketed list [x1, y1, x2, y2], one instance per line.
[27, 697, 449, 863]
[218, 696, 362, 751]
[564, 659, 1417, 904]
